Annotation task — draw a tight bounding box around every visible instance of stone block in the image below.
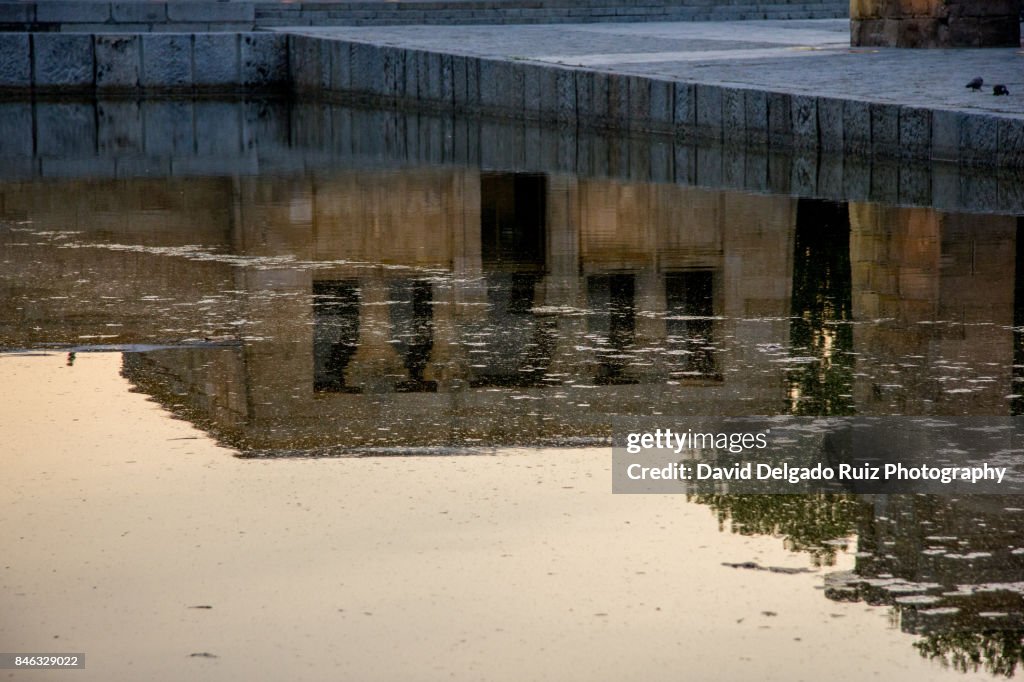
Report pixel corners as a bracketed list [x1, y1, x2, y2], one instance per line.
[870, 103, 898, 155]
[817, 97, 843, 152]
[36, 102, 95, 156]
[744, 89, 767, 145]
[628, 75, 650, 128]
[96, 35, 141, 90]
[36, 1, 109, 23]
[959, 114, 999, 165]
[767, 92, 791, 144]
[931, 109, 962, 161]
[721, 87, 744, 144]
[842, 99, 870, 154]
[33, 33, 93, 88]
[97, 100, 144, 153]
[997, 118, 1024, 167]
[898, 106, 931, 158]
[695, 83, 722, 135]
[552, 68, 573, 124]
[167, 2, 254, 23]
[673, 81, 695, 130]
[112, 3, 167, 23]
[141, 100, 194, 155]
[648, 78, 672, 128]
[791, 94, 817, 149]
[0, 102, 32, 155]
[141, 34, 192, 89]
[243, 33, 286, 88]
[607, 72, 629, 126]
[193, 33, 238, 88]
[0, 33, 30, 88]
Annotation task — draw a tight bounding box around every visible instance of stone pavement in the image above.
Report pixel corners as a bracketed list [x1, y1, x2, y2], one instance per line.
[280, 18, 1024, 166]
[292, 19, 1024, 119]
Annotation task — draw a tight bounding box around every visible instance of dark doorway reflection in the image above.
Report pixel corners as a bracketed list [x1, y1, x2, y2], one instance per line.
[313, 279, 361, 393]
[480, 172, 547, 272]
[587, 273, 637, 385]
[665, 269, 721, 381]
[788, 199, 854, 415]
[390, 279, 437, 393]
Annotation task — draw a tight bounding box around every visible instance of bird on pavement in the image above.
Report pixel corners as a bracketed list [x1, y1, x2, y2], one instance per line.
[993, 84, 1009, 96]
[966, 77, 984, 91]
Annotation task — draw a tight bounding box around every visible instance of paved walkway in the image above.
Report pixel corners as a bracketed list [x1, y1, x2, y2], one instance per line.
[293, 19, 1024, 119]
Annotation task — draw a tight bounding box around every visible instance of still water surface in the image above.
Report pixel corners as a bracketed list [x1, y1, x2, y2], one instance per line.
[2, 101, 1024, 680]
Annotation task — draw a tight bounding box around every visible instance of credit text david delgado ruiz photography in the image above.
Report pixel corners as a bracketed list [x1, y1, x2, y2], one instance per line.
[611, 417, 1024, 495]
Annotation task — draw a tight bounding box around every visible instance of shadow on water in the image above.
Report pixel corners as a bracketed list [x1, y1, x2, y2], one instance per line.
[5, 99, 1024, 677]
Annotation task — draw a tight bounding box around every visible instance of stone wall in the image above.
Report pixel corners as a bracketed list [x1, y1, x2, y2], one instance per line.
[851, 0, 1022, 47]
[0, 0, 849, 32]
[0, 32, 287, 94]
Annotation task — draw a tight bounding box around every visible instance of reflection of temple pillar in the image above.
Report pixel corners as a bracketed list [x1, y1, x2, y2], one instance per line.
[634, 269, 667, 381]
[238, 267, 314, 420]
[423, 281, 470, 390]
[542, 176, 588, 377]
[453, 171, 488, 322]
[344, 277, 407, 392]
[850, 203, 1015, 415]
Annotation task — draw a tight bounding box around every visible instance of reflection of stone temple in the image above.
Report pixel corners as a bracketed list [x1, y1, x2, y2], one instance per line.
[826, 495, 1024, 677]
[0, 170, 1020, 451]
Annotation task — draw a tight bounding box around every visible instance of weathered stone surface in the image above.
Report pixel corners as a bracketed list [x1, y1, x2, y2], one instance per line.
[817, 97, 843, 152]
[0, 34, 30, 88]
[193, 34, 239, 87]
[243, 33, 286, 88]
[898, 106, 931, 158]
[95, 35, 140, 89]
[37, 102, 95, 155]
[111, 2, 165, 23]
[97, 100, 143, 153]
[141, 34, 192, 89]
[721, 87, 744, 143]
[931, 109, 963, 162]
[851, 0, 1020, 47]
[673, 82, 694, 129]
[790, 94, 817, 149]
[743, 89, 767, 145]
[0, 102, 32, 155]
[842, 99, 870, 154]
[695, 83, 722, 134]
[34, 34, 93, 88]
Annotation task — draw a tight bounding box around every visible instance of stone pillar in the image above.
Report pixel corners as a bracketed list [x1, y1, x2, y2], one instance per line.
[851, 0, 1021, 48]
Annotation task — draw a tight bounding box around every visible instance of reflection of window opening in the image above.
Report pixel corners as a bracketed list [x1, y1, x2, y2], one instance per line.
[587, 273, 638, 385]
[1012, 218, 1024, 416]
[390, 279, 438, 393]
[313, 280, 361, 393]
[481, 172, 547, 272]
[665, 270, 721, 381]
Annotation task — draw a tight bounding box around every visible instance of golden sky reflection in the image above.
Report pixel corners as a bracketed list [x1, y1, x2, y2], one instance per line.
[0, 353, 992, 681]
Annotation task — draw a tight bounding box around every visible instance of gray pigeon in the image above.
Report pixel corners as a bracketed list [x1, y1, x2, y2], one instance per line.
[966, 77, 984, 91]
[994, 84, 1009, 96]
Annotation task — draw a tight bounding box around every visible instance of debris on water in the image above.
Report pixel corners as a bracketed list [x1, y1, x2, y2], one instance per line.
[189, 652, 218, 658]
[188, 605, 213, 609]
[722, 561, 812, 574]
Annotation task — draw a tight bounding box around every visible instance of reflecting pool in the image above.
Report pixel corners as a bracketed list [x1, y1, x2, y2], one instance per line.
[2, 98, 1023, 681]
